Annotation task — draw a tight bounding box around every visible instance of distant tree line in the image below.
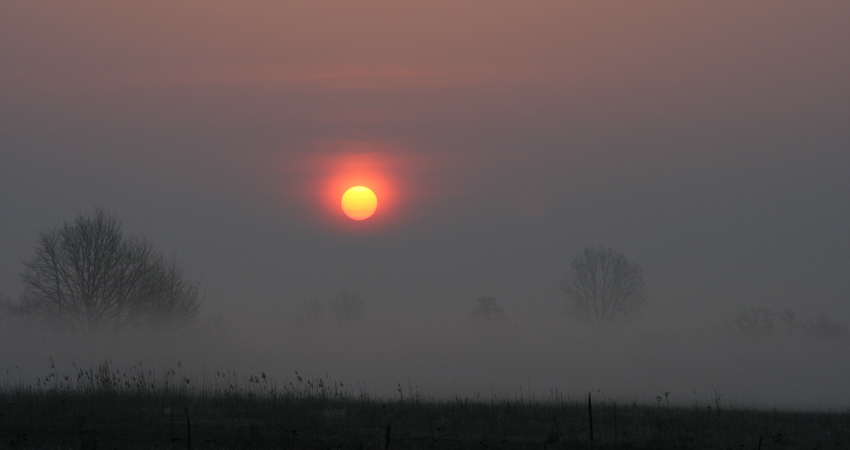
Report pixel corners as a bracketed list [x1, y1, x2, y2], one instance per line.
[734, 307, 848, 340]
[15, 210, 850, 348]
[295, 289, 365, 328]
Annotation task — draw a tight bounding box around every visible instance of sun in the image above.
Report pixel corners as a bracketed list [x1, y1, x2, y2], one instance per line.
[341, 186, 378, 220]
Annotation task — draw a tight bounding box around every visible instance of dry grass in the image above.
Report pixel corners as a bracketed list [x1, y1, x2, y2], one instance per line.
[0, 362, 848, 449]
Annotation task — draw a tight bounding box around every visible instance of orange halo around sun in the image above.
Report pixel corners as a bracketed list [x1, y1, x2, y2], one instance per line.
[341, 186, 377, 220]
[302, 146, 409, 228]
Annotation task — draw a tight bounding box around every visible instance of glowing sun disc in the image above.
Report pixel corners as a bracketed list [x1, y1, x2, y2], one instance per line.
[341, 186, 377, 220]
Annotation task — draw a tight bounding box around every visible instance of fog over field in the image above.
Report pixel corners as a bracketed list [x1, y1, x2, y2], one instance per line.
[2, 2, 849, 411]
[2, 312, 848, 411]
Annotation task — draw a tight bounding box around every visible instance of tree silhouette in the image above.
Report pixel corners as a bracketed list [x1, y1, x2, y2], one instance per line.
[560, 247, 647, 325]
[470, 296, 506, 323]
[11, 209, 202, 336]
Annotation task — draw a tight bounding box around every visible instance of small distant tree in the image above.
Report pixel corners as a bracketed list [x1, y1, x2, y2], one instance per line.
[560, 247, 647, 325]
[328, 289, 364, 325]
[470, 296, 506, 323]
[10, 209, 202, 337]
[734, 307, 777, 337]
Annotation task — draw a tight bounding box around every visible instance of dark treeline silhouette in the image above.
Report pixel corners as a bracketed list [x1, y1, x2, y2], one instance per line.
[734, 307, 848, 340]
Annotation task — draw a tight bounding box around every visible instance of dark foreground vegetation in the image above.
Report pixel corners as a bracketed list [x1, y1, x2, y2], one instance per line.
[0, 364, 847, 449]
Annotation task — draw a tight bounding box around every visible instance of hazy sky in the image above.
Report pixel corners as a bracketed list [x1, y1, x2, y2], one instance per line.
[2, 2, 849, 409]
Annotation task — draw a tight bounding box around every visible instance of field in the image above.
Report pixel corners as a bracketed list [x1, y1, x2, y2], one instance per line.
[0, 362, 847, 450]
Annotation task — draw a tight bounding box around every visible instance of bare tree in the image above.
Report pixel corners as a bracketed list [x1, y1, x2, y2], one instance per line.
[470, 296, 506, 323]
[11, 209, 202, 337]
[560, 247, 647, 325]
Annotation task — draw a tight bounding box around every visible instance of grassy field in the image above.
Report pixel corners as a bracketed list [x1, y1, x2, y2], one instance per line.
[0, 362, 847, 449]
